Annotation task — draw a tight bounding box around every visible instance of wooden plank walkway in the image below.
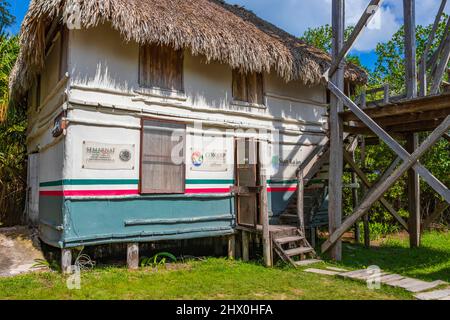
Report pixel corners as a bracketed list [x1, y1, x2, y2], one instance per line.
[303, 267, 449, 300]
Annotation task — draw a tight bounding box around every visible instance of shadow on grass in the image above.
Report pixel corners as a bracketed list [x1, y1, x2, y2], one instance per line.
[317, 233, 450, 283]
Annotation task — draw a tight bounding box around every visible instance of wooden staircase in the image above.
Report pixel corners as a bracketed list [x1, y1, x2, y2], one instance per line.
[270, 138, 333, 267]
[271, 226, 319, 267]
[279, 144, 331, 236]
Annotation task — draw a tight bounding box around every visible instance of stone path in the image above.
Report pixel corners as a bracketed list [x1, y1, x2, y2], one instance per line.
[304, 266, 449, 300]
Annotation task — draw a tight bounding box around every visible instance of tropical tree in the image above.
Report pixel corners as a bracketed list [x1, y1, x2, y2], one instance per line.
[0, 1, 26, 226]
[301, 24, 363, 67]
[0, 0, 15, 36]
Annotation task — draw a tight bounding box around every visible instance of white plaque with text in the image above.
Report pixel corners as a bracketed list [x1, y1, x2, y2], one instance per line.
[82, 141, 135, 170]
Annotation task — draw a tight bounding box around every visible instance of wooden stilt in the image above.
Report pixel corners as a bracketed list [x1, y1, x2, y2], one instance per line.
[242, 231, 249, 262]
[351, 149, 361, 243]
[322, 116, 450, 253]
[61, 248, 72, 274]
[227, 234, 236, 260]
[403, 0, 418, 99]
[360, 136, 370, 247]
[260, 169, 272, 267]
[344, 152, 408, 230]
[404, 0, 421, 248]
[297, 169, 305, 234]
[328, 0, 345, 261]
[310, 228, 316, 248]
[407, 134, 421, 248]
[127, 243, 139, 270]
[328, 82, 450, 203]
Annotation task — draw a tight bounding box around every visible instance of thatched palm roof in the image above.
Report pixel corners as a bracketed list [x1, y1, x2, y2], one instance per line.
[9, 0, 367, 101]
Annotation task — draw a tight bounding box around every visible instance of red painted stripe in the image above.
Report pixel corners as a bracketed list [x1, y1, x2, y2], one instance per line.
[40, 190, 139, 197]
[40, 187, 295, 196]
[267, 187, 297, 192]
[185, 188, 231, 194]
[40, 188, 232, 197]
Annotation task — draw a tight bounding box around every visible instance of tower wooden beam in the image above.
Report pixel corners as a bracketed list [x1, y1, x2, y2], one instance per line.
[322, 115, 450, 253]
[328, 0, 345, 261]
[343, 151, 409, 231]
[328, 0, 382, 78]
[328, 81, 450, 203]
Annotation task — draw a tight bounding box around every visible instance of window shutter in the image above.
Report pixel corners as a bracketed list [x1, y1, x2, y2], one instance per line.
[139, 44, 183, 91]
[232, 70, 248, 102]
[141, 119, 186, 194]
[232, 70, 263, 105]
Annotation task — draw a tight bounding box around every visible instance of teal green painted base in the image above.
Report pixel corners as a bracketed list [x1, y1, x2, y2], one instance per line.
[38, 190, 294, 248]
[39, 195, 235, 248]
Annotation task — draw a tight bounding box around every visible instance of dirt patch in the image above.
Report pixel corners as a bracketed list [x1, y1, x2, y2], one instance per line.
[0, 226, 47, 277]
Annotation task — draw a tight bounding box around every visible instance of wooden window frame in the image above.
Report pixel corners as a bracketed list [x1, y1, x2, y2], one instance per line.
[139, 117, 186, 195]
[232, 70, 265, 106]
[138, 44, 185, 93]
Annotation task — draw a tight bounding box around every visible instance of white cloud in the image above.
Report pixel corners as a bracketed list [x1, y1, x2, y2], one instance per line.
[226, 0, 448, 52]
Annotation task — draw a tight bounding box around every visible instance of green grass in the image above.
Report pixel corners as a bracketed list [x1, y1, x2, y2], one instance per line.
[2, 231, 448, 300]
[327, 231, 450, 283]
[0, 258, 411, 300]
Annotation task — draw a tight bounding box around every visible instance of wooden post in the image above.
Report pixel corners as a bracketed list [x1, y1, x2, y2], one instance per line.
[297, 169, 305, 234]
[404, 0, 421, 248]
[260, 168, 272, 267]
[61, 248, 72, 274]
[328, 0, 345, 261]
[228, 234, 236, 260]
[419, 0, 448, 96]
[242, 231, 249, 262]
[351, 149, 361, 243]
[403, 0, 417, 99]
[430, 21, 450, 94]
[127, 243, 139, 270]
[407, 135, 421, 248]
[322, 116, 450, 253]
[310, 228, 317, 248]
[360, 137, 370, 247]
[328, 81, 450, 203]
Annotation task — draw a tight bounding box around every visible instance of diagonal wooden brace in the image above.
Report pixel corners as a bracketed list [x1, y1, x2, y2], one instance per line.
[343, 151, 409, 231]
[322, 115, 450, 253]
[329, 81, 450, 203]
[328, 0, 382, 78]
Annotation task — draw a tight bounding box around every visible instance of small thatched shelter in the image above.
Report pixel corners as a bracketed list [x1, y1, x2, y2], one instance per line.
[10, 0, 366, 102]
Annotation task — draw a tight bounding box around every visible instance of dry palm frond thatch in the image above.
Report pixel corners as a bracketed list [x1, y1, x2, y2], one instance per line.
[9, 0, 367, 102]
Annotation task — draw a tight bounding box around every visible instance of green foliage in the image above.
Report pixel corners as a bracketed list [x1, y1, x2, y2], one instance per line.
[0, 34, 26, 226]
[140, 252, 177, 268]
[0, 0, 14, 36]
[32, 258, 61, 272]
[371, 14, 449, 93]
[301, 24, 363, 67]
[0, 3, 27, 226]
[358, 221, 401, 241]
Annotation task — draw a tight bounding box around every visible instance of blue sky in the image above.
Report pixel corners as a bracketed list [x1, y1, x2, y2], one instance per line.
[7, 0, 450, 71]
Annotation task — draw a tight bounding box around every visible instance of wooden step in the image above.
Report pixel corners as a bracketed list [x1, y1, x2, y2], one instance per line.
[275, 235, 304, 245]
[295, 259, 322, 267]
[285, 247, 314, 257]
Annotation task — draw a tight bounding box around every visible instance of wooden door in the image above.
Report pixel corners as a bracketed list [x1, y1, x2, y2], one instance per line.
[235, 138, 259, 227]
